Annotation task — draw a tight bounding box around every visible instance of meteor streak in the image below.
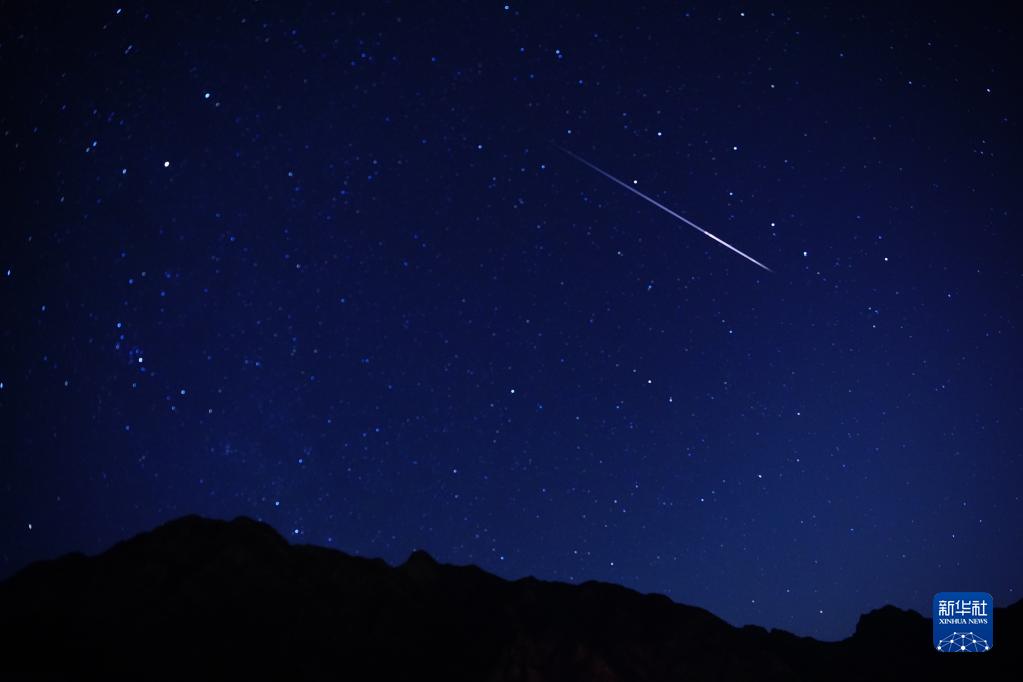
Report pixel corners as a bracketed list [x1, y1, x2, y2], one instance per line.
[557, 146, 773, 273]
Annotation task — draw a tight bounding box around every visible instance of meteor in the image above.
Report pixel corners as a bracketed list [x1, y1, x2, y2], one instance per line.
[557, 146, 773, 273]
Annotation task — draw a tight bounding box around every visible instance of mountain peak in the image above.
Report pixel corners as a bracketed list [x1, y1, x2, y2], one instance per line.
[852, 603, 929, 642]
[404, 548, 438, 565]
[1, 515, 1019, 680]
[401, 548, 441, 581]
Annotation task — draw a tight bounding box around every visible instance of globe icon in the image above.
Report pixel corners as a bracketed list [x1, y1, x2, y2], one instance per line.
[936, 632, 990, 652]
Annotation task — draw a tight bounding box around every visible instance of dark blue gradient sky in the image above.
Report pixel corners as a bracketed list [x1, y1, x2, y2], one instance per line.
[2, 2, 1020, 640]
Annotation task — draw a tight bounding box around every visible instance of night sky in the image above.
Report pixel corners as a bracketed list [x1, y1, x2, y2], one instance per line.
[2, 2, 1021, 641]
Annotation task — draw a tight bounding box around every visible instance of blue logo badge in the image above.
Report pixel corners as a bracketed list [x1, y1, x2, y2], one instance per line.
[933, 592, 993, 652]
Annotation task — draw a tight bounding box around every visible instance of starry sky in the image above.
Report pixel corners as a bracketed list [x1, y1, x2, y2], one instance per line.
[2, 2, 1021, 641]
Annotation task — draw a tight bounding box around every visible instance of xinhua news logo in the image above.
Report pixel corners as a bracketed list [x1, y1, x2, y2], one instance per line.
[933, 592, 993, 652]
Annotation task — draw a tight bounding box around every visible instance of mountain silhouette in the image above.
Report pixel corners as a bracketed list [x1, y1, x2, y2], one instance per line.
[0, 515, 1017, 680]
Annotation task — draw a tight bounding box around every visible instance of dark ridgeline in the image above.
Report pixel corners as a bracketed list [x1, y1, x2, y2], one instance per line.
[0, 516, 1017, 680]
